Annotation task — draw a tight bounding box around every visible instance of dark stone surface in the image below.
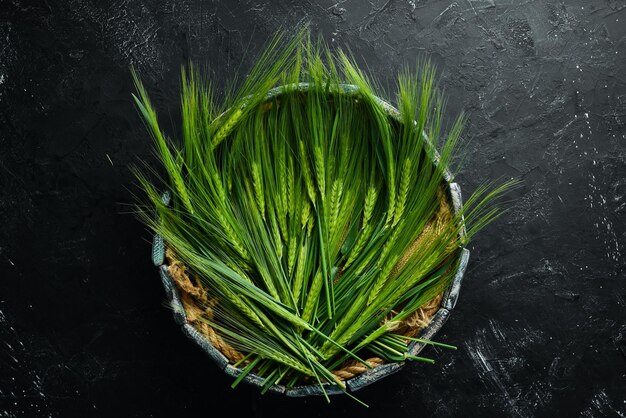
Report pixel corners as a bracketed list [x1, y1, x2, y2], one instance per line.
[0, 0, 624, 416]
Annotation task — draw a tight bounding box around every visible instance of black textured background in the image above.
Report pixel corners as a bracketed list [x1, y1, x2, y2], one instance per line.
[1, 1, 625, 417]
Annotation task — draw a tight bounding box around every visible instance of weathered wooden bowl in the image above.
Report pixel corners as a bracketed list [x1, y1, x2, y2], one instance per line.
[151, 83, 469, 396]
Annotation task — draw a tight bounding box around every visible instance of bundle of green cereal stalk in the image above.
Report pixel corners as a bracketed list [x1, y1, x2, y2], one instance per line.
[131, 30, 517, 403]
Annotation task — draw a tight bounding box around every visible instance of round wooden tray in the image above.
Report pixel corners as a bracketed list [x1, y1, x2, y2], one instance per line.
[151, 83, 470, 396]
